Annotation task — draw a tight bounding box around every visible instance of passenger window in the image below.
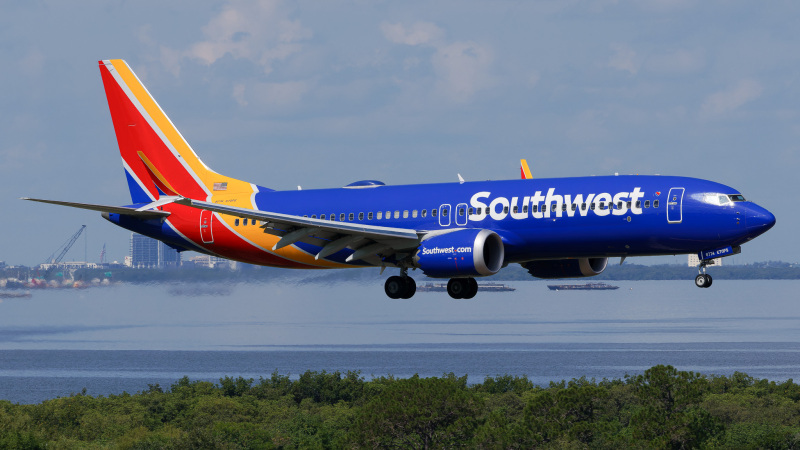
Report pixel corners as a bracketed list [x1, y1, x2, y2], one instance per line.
[654, 200, 659, 208]
[432, 209, 437, 217]
[403, 210, 409, 218]
[469, 207, 474, 215]
[542, 205, 547, 212]
[618, 202, 623, 209]
[599, 202, 605, 210]
[512, 206, 518, 214]
[368, 212, 373, 220]
[421, 209, 427, 218]
[562, 204, 566, 212]
[243, 219, 248, 226]
[348, 213, 354, 221]
[644, 200, 650, 208]
[321, 214, 326, 220]
[581, 203, 586, 211]
[358, 212, 364, 220]
[533, 205, 538, 213]
[412, 210, 418, 218]
[459, 208, 465, 216]
[234, 219, 240, 226]
[590, 203, 596, 210]
[330, 213, 336, 221]
[394, 211, 400, 219]
[635, 201, 641, 208]
[303, 215, 308, 218]
[503, 206, 509, 214]
[377, 212, 382, 220]
[523, 205, 528, 213]
[626, 201, 631, 209]
[311, 215, 317, 219]
[386, 211, 391, 219]
[442, 209, 448, 217]
[571, 204, 577, 211]
[340, 213, 346, 221]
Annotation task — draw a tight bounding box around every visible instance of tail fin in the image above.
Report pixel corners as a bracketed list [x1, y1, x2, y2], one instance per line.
[99, 59, 253, 203]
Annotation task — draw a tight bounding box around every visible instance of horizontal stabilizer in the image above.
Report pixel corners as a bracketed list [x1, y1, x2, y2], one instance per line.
[21, 198, 170, 218]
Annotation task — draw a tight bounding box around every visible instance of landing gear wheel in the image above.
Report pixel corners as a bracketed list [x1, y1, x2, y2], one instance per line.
[401, 277, 416, 299]
[385, 276, 405, 299]
[463, 278, 478, 299]
[447, 278, 467, 299]
[695, 274, 712, 288]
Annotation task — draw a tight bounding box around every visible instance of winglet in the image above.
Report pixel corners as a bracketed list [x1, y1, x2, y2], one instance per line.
[520, 159, 533, 179]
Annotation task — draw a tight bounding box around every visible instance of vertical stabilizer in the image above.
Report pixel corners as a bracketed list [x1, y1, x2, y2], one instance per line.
[98, 59, 253, 202]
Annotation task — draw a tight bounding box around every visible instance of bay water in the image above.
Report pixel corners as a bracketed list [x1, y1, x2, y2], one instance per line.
[1, 280, 798, 404]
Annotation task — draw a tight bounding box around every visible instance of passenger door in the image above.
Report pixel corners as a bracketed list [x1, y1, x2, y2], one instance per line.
[667, 187, 684, 224]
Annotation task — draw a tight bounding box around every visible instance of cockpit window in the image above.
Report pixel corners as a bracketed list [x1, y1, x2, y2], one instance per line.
[702, 193, 743, 206]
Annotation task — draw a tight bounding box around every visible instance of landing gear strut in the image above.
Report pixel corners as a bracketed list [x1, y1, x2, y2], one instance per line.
[695, 261, 713, 288]
[384, 268, 416, 299]
[447, 278, 478, 299]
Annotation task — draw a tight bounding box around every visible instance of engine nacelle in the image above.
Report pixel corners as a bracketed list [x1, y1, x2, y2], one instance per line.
[522, 258, 608, 279]
[413, 229, 504, 278]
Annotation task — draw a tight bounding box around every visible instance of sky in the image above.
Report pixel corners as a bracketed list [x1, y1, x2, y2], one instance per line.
[1, 0, 798, 267]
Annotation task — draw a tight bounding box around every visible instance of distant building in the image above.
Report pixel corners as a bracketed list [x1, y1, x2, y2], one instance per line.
[130, 233, 181, 268]
[185, 254, 236, 269]
[688, 254, 722, 267]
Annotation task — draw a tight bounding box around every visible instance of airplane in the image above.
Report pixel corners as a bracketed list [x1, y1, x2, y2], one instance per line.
[24, 60, 776, 299]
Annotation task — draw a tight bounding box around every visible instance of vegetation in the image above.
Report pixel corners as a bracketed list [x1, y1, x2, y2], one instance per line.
[2, 366, 799, 448]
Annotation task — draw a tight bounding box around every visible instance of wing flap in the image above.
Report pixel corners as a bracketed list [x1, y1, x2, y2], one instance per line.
[174, 197, 422, 262]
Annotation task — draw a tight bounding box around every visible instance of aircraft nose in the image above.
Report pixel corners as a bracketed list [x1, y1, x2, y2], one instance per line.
[746, 204, 776, 234]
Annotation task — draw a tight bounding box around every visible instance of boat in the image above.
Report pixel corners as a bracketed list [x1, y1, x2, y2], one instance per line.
[547, 282, 619, 291]
[0, 291, 32, 299]
[416, 282, 515, 292]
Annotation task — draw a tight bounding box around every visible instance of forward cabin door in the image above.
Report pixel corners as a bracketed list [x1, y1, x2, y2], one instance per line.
[667, 187, 685, 224]
[200, 210, 214, 243]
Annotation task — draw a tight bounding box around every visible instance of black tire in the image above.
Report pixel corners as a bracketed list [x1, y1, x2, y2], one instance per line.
[695, 274, 708, 288]
[401, 277, 416, 299]
[705, 274, 713, 288]
[447, 278, 466, 299]
[385, 276, 405, 299]
[462, 278, 478, 299]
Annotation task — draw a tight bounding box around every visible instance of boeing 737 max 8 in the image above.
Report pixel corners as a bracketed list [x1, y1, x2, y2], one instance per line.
[24, 60, 776, 299]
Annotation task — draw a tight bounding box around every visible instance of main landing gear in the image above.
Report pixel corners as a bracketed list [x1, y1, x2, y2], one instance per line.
[447, 278, 478, 299]
[695, 261, 713, 288]
[383, 270, 479, 299]
[384, 267, 416, 299]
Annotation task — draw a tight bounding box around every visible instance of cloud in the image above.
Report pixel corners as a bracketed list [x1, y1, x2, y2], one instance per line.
[185, 0, 312, 75]
[432, 42, 494, 102]
[608, 44, 639, 75]
[701, 79, 763, 117]
[645, 48, 705, 75]
[381, 21, 494, 102]
[380, 22, 444, 46]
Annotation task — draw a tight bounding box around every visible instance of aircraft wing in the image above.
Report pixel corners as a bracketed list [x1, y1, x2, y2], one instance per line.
[174, 198, 422, 263]
[21, 198, 170, 218]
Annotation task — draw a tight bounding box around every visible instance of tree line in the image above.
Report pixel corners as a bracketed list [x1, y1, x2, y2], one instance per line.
[2, 365, 799, 448]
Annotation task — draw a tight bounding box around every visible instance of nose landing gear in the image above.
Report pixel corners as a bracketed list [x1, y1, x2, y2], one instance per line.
[695, 261, 713, 288]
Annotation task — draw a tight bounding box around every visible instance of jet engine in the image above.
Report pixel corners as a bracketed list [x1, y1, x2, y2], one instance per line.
[522, 258, 608, 279]
[413, 229, 504, 278]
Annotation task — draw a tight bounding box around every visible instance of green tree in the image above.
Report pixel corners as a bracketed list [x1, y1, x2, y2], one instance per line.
[349, 374, 481, 449]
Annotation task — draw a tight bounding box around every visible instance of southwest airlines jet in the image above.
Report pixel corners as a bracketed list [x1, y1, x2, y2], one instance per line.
[24, 60, 776, 299]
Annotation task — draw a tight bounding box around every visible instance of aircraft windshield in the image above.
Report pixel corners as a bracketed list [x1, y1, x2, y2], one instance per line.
[728, 194, 746, 202]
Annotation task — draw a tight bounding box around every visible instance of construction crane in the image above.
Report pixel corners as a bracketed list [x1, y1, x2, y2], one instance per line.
[45, 225, 87, 265]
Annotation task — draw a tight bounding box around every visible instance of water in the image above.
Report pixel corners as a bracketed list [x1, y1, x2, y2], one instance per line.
[1, 280, 799, 404]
